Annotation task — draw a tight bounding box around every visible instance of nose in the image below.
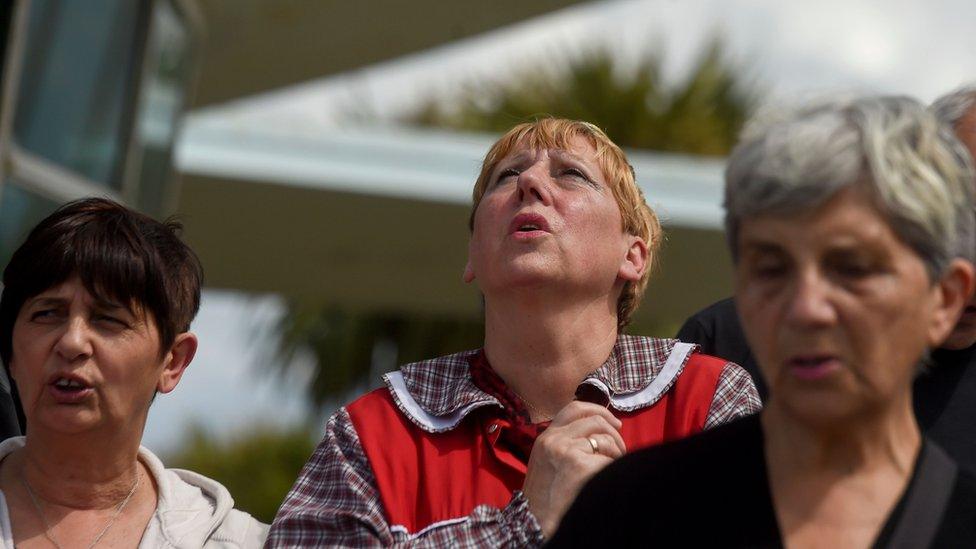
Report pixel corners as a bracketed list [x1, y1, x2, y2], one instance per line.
[516, 162, 553, 206]
[54, 317, 94, 362]
[783, 270, 836, 329]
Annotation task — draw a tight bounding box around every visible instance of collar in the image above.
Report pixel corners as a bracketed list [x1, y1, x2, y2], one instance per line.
[383, 335, 696, 433]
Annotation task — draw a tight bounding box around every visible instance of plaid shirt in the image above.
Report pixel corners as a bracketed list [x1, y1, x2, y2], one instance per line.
[267, 335, 761, 547]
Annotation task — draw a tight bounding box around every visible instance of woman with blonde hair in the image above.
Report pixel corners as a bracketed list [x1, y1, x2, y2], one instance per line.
[268, 118, 760, 546]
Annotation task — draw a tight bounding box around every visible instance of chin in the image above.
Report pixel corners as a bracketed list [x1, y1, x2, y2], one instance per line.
[771, 384, 865, 427]
[492, 265, 558, 289]
[34, 409, 101, 435]
[779, 401, 863, 430]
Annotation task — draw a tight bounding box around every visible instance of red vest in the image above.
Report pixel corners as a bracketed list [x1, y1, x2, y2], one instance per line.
[346, 351, 728, 535]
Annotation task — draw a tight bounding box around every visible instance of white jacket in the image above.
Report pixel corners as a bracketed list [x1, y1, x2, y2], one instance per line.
[0, 437, 268, 548]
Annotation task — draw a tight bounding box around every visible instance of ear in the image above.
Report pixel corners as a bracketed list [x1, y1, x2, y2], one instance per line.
[618, 235, 649, 283]
[157, 332, 198, 394]
[7, 359, 18, 384]
[463, 250, 476, 283]
[927, 259, 976, 347]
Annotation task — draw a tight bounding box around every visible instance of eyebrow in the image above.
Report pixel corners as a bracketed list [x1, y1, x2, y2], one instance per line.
[551, 149, 603, 181]
[25, 295, 128, 312]
[25, 297, 68, 309]
[738, 240, 786, 257]
[497, 151, 534, 167]
[548, 148, 584, 162]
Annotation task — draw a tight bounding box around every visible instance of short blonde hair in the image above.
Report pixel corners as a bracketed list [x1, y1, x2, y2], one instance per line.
[469, 118, 662, 327]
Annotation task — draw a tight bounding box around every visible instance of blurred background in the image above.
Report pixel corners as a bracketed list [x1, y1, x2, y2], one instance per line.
[1, 0, 974, 522]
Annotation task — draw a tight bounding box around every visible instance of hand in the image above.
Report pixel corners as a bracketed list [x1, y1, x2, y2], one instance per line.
[522, 400, 625, 538]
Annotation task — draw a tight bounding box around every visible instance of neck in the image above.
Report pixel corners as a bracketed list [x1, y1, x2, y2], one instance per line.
[762, 391, 920, 478]
[19, 426, 144, 510]
[483, 291, 620, 418]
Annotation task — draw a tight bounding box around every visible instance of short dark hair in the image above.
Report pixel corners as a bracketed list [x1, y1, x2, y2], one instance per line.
[0, 197, 203, 367]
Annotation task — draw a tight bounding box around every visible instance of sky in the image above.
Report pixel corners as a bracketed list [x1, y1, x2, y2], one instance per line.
[203, 0, 976, 129]
[143, 290, 313, 454]
[154, 0, 976, 454]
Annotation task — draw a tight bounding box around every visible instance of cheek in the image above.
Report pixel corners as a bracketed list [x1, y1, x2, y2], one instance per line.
[471, 198, 506, 240]
[9, 328, 38, 383]
[838, 294, 930, 387]
[737, 300, 779, 368]
[564, 200, 626, 248]
[734, 280, 788, 378]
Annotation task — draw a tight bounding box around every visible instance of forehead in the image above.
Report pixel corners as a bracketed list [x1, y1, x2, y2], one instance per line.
[738, 189, 895, 253]
[23, 277, 138, 313]
[501, 134, 599, 163]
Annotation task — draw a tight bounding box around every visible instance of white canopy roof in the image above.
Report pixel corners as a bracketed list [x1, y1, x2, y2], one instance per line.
[170, 97, 733, 327]
[176, 105, 726, 229]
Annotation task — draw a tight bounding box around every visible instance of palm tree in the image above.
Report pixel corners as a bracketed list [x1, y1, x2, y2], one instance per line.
[408, 37, 758, 154]
[275, 305, 484, 409]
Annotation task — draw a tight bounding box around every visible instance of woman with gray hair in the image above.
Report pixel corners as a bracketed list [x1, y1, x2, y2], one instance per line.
[930, 84, 976, 351]
[548, 96, 976, 548]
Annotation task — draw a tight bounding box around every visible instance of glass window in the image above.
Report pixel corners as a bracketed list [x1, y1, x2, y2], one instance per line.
[130, 0, 191, 214]
[12, 0, 143, 190]
[0, 182, 61, 269]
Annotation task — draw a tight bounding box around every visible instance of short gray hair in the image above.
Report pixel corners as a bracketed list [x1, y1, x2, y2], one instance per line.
[931, 85, 976, 264]
[725, 95, 976, 277]
[932, 84, 976, 128]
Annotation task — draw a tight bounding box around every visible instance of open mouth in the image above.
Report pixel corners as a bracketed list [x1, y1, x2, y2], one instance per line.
[53, 377, 87, 391]
[509, 212, 550, 235]
[48, 375, 94, 402]
[787, 355, 840, 380]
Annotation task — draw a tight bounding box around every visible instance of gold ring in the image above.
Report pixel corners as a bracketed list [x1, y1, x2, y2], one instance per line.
[587, 436, 599, 454]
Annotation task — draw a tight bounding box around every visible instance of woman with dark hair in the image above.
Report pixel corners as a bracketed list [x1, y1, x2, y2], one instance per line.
[550, 97, 976, 547]
[0, 198, 267, 547]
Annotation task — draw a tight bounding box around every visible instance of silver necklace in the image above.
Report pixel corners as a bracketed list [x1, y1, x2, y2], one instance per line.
[20, 470, 140, 549]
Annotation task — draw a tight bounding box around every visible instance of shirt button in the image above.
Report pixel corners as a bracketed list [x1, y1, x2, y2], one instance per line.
[488, 423, 499, 434]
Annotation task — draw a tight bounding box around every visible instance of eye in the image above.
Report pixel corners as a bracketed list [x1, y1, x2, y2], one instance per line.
[755, 265, 787, 279]
[29, 309, 59, 322]
[750, 257, 789, 279]
[558, 166, 600, 190]
[833, 261, 874, 279]
[94, 314, 130, 328]
[825, 251, 884, 281]
[495, 168, 520, 182]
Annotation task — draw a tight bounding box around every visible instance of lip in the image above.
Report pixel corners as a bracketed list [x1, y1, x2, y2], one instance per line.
[46, 372, 95, 405]
[786, 354, 842, 381]
[508, 212, 551, 239]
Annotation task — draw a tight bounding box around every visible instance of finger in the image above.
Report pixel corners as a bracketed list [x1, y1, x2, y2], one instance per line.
[575, 429, 625, 458]
[544, 415, 625, 457]
[558, 415, 627, 455]
[580, 433, 625, 459]
[551, 400, 621, 429]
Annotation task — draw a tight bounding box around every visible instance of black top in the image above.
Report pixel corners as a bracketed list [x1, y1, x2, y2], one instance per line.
[676, 297, 768, 400]
[547, 414, 976, 548]
[915, 344, 976, 475]
[676, 297, 976, 475]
